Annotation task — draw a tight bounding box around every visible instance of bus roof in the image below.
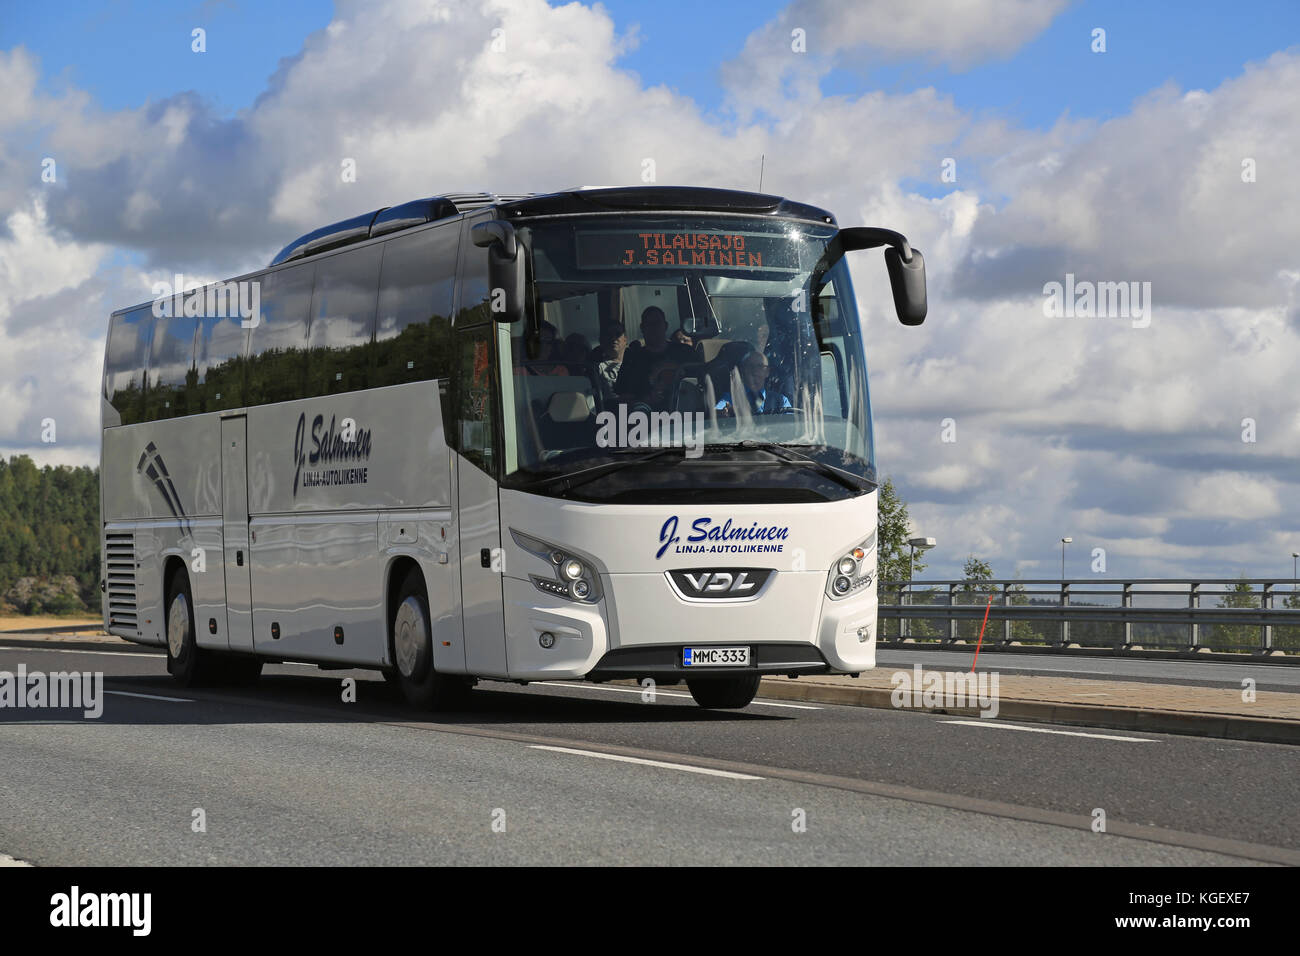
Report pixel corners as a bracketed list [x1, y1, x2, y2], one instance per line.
[268, 186, 837, 268]
[109, 186, 840, 317]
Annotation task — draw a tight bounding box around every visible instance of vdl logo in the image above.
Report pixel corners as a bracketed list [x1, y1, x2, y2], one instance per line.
[668, 568, 773, 600]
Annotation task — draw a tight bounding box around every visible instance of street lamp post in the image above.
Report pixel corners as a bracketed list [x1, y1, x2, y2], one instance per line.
[1060, 537, 1073, 645]
[905, 537, 937, 639]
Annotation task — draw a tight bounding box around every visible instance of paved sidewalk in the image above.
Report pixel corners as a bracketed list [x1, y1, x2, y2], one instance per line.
[761, 669, 1300, 744]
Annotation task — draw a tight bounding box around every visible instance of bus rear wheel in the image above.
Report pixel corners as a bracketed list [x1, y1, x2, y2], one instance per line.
[390, 569, 471, 710]
[686, 674, 762, 709]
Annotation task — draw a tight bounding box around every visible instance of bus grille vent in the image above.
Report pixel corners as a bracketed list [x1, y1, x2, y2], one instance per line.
[105, 533, 138, 628]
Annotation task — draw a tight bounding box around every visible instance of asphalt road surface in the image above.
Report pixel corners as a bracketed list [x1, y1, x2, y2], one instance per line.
[1, 641, 1296, 866]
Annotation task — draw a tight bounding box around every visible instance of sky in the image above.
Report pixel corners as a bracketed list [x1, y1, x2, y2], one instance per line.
[1, 0, 1298, 581]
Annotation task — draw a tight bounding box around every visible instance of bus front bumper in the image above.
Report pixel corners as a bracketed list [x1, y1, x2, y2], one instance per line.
[501, 574, 876, 681]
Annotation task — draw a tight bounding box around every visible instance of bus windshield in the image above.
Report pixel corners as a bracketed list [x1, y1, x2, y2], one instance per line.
[500, 215, 874, 500]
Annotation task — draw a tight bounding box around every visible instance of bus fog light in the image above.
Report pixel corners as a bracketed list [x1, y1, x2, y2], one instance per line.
[833, 576, 852, 595]
[539, 631, 556, 649]
[562, 558, 584, 581]
[837, 556, 857, 575]
[571, 579, 591, 599]
[857, 625, 870, 643]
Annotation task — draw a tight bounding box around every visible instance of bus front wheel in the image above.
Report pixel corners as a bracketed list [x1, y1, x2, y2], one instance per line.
[685, 675, 761, 709]
[390, 569, 470, 710]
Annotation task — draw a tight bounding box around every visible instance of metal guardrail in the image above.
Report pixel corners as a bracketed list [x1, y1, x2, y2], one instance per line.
[879, 579, 1300, 654]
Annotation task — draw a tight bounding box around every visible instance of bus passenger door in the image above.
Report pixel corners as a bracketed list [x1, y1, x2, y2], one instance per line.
[455, 325, 508, 677]
[220, 416, 254, 653]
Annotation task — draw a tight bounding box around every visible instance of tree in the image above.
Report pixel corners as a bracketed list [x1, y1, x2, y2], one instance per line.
[877, 477, 925, 585]
[1280, 587, 1300, 652]
[1214, 575, 1260, 649]
[1006, 574, 1041, 643]
[956, 555, 997, 639]
[0, 455, 100, 614]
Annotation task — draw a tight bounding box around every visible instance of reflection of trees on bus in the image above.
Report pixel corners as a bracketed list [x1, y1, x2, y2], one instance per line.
[116, 316, 455, 424]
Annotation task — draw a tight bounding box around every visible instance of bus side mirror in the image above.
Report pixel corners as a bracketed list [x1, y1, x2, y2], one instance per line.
[885, 246, 926, 326]
[471, 220, 526, 323]
[833, 226, 928, 326]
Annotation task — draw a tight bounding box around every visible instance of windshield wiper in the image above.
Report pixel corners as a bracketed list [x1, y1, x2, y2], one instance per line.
[712, 441, 875, 493]
[519, 446, 685, 494]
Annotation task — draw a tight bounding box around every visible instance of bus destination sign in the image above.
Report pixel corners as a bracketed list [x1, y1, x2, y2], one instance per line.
[575, 230, 799, 271]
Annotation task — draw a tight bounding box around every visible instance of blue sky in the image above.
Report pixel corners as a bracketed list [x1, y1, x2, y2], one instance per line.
[7, 1, 1298, 125]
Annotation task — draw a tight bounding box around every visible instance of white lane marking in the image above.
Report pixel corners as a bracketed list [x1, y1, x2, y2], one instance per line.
[0, 645, 163, 658]
[939, 719, 1157, 742]
[105, 690, 193, 703]
[0, 853, 32, 867]
[530, 745, 764, 779]
[539, 681, 821, 710]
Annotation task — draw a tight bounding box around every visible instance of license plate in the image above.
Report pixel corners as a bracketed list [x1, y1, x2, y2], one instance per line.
[683, 646, 750, 667]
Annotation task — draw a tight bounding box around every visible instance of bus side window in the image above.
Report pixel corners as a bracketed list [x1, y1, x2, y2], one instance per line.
[456, 326, 496, 477]
[144, 312, 199, 420]
[307, 244, 381, 397]
[196, 315, 248, 413]
[104, 306, 154, 426]
[246, 263, 314, 406]
[373, 223, 458, 389]
[821, 349, 846, 418]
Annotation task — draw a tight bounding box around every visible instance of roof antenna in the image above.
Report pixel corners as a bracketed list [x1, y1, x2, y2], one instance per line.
[758, 154, 765, 192]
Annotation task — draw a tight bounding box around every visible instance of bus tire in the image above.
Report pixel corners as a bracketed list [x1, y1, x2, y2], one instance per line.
[165, 568, 216, 687]
[390, 569, 469, 710]
[685, 675, 761, 709]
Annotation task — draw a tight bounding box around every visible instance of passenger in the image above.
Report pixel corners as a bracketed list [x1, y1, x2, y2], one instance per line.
[615, 306, 695, 400]
[514, 321, 567, 376]
[644, 357, 680, 411]
[715, 348, 793, 417]
[562, 332, 591, 369]
[594, 321, 628, 395]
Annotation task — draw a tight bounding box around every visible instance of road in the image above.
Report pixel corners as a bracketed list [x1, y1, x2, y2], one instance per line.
[1, 640, 1296, 866]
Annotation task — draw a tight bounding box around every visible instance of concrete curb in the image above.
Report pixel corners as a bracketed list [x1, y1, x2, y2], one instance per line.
[757, 678, 1300, 745]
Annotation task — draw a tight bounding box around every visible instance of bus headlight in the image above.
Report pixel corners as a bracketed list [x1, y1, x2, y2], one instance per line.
[511, 530, 602, 604]
[827, 537, 875, 601]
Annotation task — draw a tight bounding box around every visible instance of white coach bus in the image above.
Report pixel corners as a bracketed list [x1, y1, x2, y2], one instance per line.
[101, 186, 925, 709]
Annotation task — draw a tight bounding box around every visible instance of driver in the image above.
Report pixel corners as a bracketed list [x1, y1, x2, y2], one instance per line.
[715, 348, 792, 416]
